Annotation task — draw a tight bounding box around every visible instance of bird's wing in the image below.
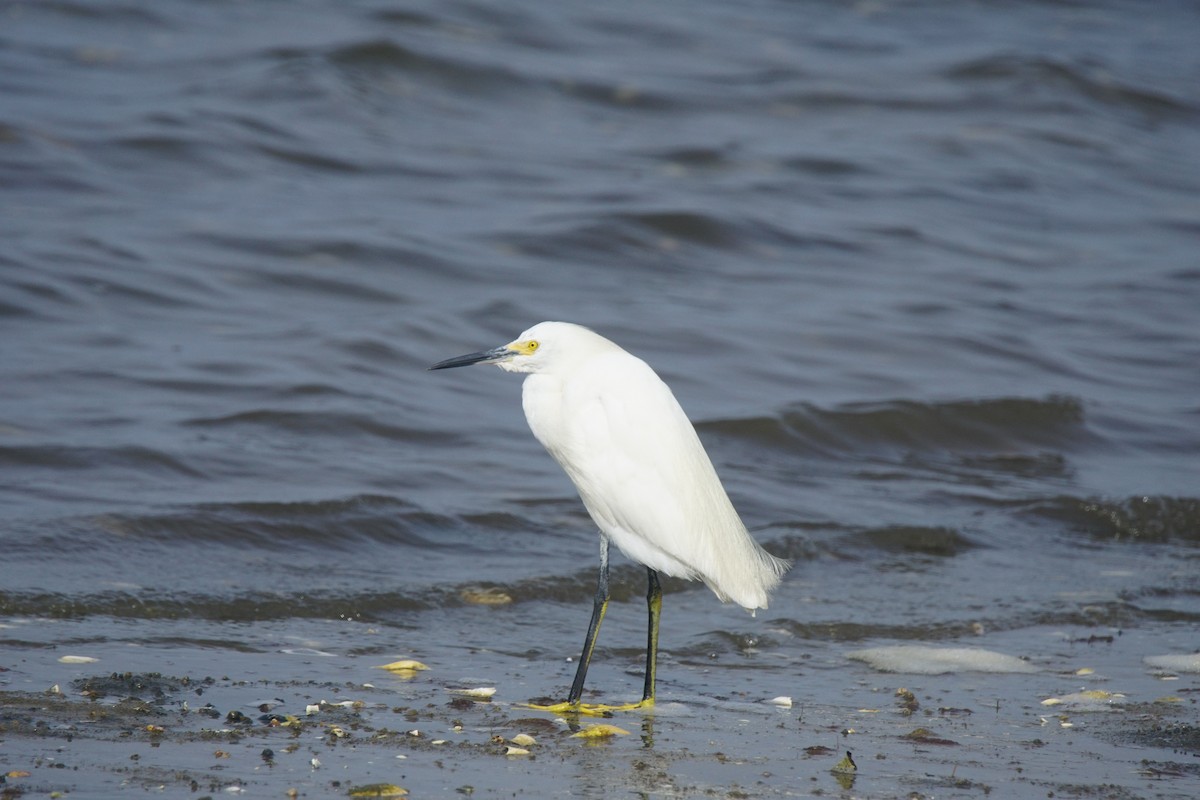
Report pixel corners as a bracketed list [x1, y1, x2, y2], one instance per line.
[560, 353, 753, 590]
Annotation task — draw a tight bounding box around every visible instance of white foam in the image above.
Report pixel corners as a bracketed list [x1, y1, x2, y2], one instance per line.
[1144, 654, 1200, 674]
[847, 645, 1037, 675]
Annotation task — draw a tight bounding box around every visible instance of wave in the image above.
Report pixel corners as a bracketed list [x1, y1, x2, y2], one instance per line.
[1019, 495, 1200, 546]
[703, 394, 1094, 457]
[945, 55, 1195, 118]
[0, 443, 204, 477]
[846, 525, 979, 557]
[0, 559, 633, 622]
[499, 207, 863, 266]
[87, 494, 467, 552]
[0, 588, 433, 623]
[182, 409, 440, 442]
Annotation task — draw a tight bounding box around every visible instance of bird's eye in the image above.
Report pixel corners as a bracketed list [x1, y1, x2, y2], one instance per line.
[527, 340, 539, 352]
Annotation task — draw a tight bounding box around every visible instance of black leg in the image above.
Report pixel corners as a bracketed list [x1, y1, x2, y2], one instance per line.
[567, 538, 610, 704]
[642, 568, 661, 703]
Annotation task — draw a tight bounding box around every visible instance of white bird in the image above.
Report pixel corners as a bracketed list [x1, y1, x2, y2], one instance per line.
[431, 321, 789, 712]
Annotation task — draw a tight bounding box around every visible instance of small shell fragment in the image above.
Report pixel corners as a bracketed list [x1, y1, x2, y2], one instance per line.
[58, 655, 99, 664]
[510, 733, 537, 747]
[450, 687, 496, 699]
[766, 696, 792, 707]
[1042, 690, 1125, 707]
[347, 784, 409, 798]
[571, 724, 630, 739]
[377, 660, 429, 673]
[505, 746, 531, 756]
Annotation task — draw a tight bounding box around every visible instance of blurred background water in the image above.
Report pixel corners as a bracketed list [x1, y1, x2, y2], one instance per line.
[1, 0, 1198, 739]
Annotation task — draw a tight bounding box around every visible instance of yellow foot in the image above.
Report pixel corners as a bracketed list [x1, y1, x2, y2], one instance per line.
[521, 698, 654, 717]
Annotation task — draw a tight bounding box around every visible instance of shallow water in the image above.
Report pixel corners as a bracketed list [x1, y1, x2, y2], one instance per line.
[2, 0, 1199, 796]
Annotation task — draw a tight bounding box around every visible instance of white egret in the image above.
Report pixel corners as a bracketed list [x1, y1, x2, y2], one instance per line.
[431, 321, 789, 712]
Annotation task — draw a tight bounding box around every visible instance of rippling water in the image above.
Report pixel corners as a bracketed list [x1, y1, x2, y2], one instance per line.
[2, 0, 1199, 795]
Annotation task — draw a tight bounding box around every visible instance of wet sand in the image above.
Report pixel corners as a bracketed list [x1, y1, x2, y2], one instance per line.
[3, 628, 1196, 798]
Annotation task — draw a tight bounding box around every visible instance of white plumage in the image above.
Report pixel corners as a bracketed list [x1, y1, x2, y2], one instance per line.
[510, 322, 787, 609]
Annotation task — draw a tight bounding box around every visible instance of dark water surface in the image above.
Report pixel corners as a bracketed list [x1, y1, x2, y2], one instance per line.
[2, 1, 1199, 796]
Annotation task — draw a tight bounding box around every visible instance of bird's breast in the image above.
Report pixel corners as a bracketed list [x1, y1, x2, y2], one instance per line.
[521, 373, 567, 455]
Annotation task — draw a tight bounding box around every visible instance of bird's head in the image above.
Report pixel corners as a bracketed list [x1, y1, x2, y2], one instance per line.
[429, 321, 596, 375]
